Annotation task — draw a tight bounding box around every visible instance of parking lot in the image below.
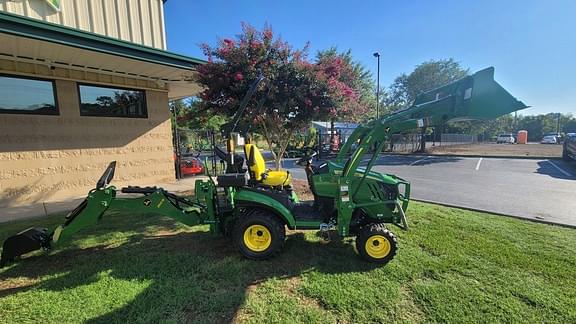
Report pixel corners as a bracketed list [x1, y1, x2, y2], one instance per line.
[283, 155, 576, 227]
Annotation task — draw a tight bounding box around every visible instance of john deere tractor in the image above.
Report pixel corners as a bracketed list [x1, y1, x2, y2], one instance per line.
[0, 67, 526, 267]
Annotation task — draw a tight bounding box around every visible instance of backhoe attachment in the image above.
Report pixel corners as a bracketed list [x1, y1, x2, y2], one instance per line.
[1, 162, 209, 267]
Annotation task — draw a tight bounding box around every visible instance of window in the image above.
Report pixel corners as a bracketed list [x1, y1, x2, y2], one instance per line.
[0, 74, 58, 115]
[79, 84, 147, 118]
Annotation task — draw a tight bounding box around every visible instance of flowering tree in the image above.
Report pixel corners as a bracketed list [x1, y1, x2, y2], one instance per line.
[196, 23, 365, 169]
[315, 48, 374, 145]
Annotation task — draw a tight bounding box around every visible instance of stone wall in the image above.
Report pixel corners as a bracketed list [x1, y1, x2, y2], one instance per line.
[0, 79, 175, 208]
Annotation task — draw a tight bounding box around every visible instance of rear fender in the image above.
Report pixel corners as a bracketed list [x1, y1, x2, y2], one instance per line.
[234, 189, 296, 229]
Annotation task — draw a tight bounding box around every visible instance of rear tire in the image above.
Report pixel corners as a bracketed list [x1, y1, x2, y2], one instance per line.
[355, 224, 397, 264]
[233, 209, 286, 260]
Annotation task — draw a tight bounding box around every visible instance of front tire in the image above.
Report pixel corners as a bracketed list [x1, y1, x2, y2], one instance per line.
[233, 209, 286, 260]
[356, 224, 398, 264]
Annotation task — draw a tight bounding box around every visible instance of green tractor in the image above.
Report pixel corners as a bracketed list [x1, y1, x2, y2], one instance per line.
[0, 67, 526, 267]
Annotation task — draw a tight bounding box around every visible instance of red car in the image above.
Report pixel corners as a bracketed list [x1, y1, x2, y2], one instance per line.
[179, 155, 204, 176]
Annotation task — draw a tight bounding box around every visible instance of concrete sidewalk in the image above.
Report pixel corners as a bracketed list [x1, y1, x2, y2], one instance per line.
[0, 177, 204, 223]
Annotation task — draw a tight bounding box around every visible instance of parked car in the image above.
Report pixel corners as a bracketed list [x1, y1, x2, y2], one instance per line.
[543, 132, 562, 143]
[541, 135, 558, 144]
[496, 134, 515, 144]
[563, 133, 576, 161]
[180, 153, 204, 176]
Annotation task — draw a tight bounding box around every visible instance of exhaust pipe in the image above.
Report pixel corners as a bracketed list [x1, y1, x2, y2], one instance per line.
[0, 227, 51, 267]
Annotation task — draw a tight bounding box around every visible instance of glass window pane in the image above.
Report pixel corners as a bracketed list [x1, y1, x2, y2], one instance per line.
[79, 84, 147, 118]
[0, 75, 58, 115]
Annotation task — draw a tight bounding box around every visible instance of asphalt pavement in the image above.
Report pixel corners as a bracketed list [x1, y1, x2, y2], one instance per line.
[280, 155, 576, 227]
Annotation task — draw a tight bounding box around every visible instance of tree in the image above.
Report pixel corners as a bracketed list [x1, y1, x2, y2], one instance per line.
[315, 48, 374, 121]
[196, 23, 363, 169]
[173, 98, 228, 132]
[386, 58, 469, 111]
[96, 96, 114, 108]
[315, 48, 373, 144]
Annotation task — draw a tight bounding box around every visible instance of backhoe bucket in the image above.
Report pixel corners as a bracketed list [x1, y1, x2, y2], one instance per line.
[0, 227, 51, 267]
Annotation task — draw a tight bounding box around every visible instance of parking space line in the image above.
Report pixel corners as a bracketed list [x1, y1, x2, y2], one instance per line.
[546, 159, 573, 177]
[410, 156, 430, 166]
[475, 158, 483, 171]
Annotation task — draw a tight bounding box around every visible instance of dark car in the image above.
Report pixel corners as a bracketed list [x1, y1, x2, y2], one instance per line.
[563, 133, 576, 161]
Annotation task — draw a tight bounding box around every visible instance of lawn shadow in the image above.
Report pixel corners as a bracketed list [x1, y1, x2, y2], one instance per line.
[0, 228, 379, 323]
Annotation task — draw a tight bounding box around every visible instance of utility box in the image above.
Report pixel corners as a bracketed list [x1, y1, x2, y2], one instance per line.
[517, 130, 528, 144]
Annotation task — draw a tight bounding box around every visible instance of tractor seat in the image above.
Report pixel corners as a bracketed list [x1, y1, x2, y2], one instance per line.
[244, 144, 292, 187]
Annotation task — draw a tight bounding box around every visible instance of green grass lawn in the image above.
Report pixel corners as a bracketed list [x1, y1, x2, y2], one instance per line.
[1, 202, 575, 323]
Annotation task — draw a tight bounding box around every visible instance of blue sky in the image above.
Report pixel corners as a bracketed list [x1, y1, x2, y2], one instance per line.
[164, 0, 575, 115]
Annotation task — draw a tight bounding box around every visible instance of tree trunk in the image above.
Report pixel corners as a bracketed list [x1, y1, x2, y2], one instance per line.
[275, 128, 294, 170]
[261, 119, 295, 170]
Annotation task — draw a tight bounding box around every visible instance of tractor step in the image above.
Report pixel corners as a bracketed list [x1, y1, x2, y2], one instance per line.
[292, 202, 324, 222]
[0, 227, 51, 267]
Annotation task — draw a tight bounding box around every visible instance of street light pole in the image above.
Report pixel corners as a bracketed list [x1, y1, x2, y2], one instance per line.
[373, 52, 380, 119]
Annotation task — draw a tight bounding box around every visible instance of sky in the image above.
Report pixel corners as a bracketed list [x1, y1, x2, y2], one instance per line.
[164, 0, 576, 116]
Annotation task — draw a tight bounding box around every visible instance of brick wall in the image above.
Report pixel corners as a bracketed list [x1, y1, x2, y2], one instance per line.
[0, 79, 175, 208]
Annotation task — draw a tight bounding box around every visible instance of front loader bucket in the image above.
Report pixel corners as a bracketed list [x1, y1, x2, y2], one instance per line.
[404, 67, 527, 126]
[461, 67, 528, 120]
[0, 227, 51, 267]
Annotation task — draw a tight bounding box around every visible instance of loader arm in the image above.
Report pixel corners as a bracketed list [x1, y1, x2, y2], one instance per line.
[337, 67, 527, 171]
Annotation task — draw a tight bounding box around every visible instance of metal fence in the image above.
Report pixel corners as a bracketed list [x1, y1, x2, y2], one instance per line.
[389, 133, 423, 153]
[337, 132, 479, 154]
[316, 130, 343, 159]
[174, 129, 227, 179]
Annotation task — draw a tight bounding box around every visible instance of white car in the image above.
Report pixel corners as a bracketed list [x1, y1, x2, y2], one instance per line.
[541, 135, 558, 144]
[496, 134, 515, 144]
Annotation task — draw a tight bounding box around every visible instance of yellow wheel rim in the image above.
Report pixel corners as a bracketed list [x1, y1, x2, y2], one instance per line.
[243, 225, 272, 252]
[365, 235, 391, 259]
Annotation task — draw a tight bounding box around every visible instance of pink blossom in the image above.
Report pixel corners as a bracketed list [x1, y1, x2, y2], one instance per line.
[218, 47, 230, 56]
[304, 98, 312, 107]
[223, 38, 235, 47]
[250, 41, 261, 49]
[235, 72, 244, 81]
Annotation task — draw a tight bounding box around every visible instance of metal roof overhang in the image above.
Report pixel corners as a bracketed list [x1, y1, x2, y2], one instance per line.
[0, 11, 205, 99]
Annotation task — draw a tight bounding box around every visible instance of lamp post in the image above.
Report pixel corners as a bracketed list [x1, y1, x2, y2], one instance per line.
[373, 52, 380, 119]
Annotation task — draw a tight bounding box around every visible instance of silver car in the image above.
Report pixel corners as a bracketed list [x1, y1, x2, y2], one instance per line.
[497, 134, 515, 144]
[541, 135, 558, 144]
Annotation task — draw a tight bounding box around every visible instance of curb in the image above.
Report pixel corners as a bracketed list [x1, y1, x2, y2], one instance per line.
[412, 198, 576, 229]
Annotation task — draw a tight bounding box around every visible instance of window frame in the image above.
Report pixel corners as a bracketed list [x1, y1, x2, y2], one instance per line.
[0, 73, 59, 116]
[77, 82, 148, 118]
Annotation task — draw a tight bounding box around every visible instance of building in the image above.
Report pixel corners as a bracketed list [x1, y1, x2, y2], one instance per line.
[0, 0, 204, 211]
